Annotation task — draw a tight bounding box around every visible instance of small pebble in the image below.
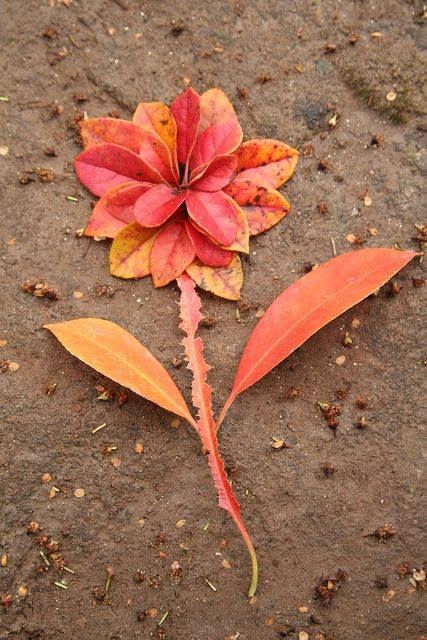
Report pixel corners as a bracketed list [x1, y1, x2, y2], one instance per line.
[336, 355, 346, 366]
[74, 488, 85, 498]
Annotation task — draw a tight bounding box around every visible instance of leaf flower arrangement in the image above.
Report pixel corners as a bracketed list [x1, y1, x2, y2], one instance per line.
[75, 87, 298, 299]
[45, 248, 415, 597]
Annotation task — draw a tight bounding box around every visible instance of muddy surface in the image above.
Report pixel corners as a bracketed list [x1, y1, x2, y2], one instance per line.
[0, 1, 426, 639]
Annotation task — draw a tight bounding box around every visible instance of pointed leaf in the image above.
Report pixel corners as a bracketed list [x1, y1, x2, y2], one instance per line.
[177, 274, 258, 597]
[139, 129, 178, 184]
[150, 218, 195, 287]
[110, 222, 157, 279]
[80, 118, 146, 154]
[220, 199, 249, 253]
[225, 179, 291, 236]
[170, 88, 201, 166]
[199, 88, 242, 134]
[84, 181, 143, 238]
[134, 184, 187, 227]
[233, 139, 299, 189]
[218, 248, 416, 424]
[44, 318, 196, 425]
[189, 154, 237, 192]
[185, 221, 233, 268]
[75, 143, 163, 196]
[186, 189, 238, 246]
[132, 102, 177, 154]
[189, 122, 242, 171]
[186, 254, 243, 300]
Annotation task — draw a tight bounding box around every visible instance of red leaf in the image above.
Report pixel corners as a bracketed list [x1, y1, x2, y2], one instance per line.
[139, 129, 178, 184]
[150, 218, 195, 287]
[185, 221, 233, 267]
[84, 181, 147, 238]
[189, 122, 242, 171]
[80, 118, 146, 155]
[132, 102, 177, 155]
[189, 154, 237, 192]
[134, 184, 187, 227]
[233, 139, 299, 189]
[186, 189, 238, 246]
[217, 248, 416, 427]
[177, 274, 258, 597]
[225, 179, 290, 236]
[44, 318, 196, 425]
[75, 143, 163, 196]
[170, 88, 201, 167]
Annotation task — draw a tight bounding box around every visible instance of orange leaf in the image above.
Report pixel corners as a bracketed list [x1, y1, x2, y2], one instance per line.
[225, 179, 291, 236]
[80, 118, 146, 154]
[177, 274, 258, 597]
[233, 139, 299, 189]
[132, 102, 177, 156]
[44, 319, 196, 425]
[186, 254, 243, 300]
[150, 218, 195, 287]
[109, 222, 157, 279]
[217, 248, 416, 427]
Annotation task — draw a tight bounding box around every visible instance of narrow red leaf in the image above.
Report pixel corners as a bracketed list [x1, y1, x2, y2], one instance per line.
[44, 318, 196, 426]
[177, 274, 258, 597]
[185, 221, 233, 267]
[139, 129, 178, 184]
[189, 154, 237, 192]
[75, 143, 164, 196]
[134, 184, 187, 227]
[218, 248, 417, 427]
[80, 118, 146, 154]
[150, 218, 195, 287]
[186, 189, 238, 246]
[170, 88, 201, 167]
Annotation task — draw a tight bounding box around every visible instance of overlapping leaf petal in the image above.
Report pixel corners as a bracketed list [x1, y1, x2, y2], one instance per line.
[186, 254, 243, 300]
[110, 223, 157, 279]
[232, 139, 298, 189]
[150, 218, 196, 287]
[134, 184, 187, 227]
[225, 179, 291, 236]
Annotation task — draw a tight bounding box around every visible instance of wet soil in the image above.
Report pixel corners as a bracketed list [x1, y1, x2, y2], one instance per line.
[0, 1, 426, 639]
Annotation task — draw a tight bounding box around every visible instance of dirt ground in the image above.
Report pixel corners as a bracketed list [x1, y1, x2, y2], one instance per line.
[0, 1, 426, 639]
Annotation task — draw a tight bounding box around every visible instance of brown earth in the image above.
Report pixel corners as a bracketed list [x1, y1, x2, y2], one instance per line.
[0, 1, 426, 639]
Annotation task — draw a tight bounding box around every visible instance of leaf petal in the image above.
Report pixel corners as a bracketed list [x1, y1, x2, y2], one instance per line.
[220, 199, 249, 253]
[150, 218, 196, 287]
[80, 118, 146, 154]
[134, 184, 187, 227]
[139, 129, 178, 184]
[186, 253, 243, 300]
[170, 88, 201, 166]
[189, 122, 242, 171]
[185, 221, 233, 267]
[44, 318, 196, 425]
[225, 179, 291, 236]
[75, 143, 164, 196]
[233, 139, 299, 189]
[218, 248, 416, 424]
[199, 88, 242, 138]
[186, 189, 238, 246]
[189, 154, 237, 192]
[177, 274, 258, 597]
[132, 102, 177, 155]
[84, 181, 145, 239]
[109, 222, 157, 278]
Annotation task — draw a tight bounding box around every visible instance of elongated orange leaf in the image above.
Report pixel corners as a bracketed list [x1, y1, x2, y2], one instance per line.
[177, 274, 258, 597]
[186, 254, 243, 300]
[217, 248, 416, 427]
[44, 319, 196, 426]
[109, 222, 157, 278]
